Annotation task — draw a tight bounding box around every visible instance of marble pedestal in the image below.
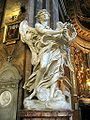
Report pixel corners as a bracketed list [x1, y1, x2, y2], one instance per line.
[19, 110, 73, 120]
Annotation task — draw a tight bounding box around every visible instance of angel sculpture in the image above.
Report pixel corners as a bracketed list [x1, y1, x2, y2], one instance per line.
[19, 9, 77, 110]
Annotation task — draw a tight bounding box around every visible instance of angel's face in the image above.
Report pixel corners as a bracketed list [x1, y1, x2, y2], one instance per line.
[39, 12, 50, 23]
[36, 9, 50, 23]
[44, 12, 50, 21]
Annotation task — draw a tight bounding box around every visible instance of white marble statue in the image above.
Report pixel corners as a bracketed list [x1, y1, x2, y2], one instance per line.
[19, 9, 77, 110]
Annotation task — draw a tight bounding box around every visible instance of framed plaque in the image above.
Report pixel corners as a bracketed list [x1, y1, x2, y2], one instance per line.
[3, 21, 20, 45]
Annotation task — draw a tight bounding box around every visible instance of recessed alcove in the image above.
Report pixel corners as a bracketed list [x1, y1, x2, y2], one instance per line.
[79, 98, 90, 120]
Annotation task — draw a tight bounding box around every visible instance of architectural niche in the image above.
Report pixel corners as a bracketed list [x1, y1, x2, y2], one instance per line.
[0, 62, 21, 120]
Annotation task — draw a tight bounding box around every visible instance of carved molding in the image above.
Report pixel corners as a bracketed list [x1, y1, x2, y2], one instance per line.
[73, 37, 90, 53]
[66, 0, 90, 51]
[69, 9, 90, 41]
[19, 110, 73, 118]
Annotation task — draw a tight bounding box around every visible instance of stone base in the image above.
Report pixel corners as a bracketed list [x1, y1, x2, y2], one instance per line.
[19, 110, 73, 120]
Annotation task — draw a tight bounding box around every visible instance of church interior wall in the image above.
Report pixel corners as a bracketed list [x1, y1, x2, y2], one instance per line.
[0, 0, 90, 120]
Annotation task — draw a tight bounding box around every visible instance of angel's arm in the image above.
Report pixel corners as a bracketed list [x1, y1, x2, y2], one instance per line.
[35, 23, 63, 35]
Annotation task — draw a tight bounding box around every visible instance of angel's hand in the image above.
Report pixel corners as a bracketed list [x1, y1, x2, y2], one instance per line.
[63, 27, 67, 33]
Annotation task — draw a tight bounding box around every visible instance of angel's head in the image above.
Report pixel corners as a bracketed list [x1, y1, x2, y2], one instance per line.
[35, 9, 50, 23]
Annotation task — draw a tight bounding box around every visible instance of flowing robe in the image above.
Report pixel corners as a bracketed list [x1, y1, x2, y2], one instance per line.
[19, 20, 77, 98]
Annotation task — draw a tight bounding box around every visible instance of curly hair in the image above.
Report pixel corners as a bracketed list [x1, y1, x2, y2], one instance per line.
[35, 9, 50, 23]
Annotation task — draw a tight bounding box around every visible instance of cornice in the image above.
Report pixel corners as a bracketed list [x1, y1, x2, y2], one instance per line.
[66, 1, 90, 51]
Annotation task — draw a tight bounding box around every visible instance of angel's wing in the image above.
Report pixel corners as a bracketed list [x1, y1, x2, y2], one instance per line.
[19, 20, 37, 42]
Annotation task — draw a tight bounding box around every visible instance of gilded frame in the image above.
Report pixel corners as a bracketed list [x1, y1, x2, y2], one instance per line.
[3, 21, 20, 45]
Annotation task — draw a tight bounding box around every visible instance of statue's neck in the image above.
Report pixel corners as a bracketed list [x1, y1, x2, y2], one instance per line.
[41, 21, 48, 26]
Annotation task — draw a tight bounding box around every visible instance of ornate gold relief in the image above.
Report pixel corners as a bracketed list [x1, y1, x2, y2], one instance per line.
[65, 0, 90, 52]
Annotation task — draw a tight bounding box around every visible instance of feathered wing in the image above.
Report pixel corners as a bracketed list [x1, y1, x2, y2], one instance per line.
[19, 20, 39, 66]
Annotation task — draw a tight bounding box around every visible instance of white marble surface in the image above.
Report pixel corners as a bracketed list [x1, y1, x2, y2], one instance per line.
[19, 9, 77, 110]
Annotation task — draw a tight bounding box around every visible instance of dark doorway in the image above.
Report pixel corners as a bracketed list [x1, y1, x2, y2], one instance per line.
[79, 99, 90, 120]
